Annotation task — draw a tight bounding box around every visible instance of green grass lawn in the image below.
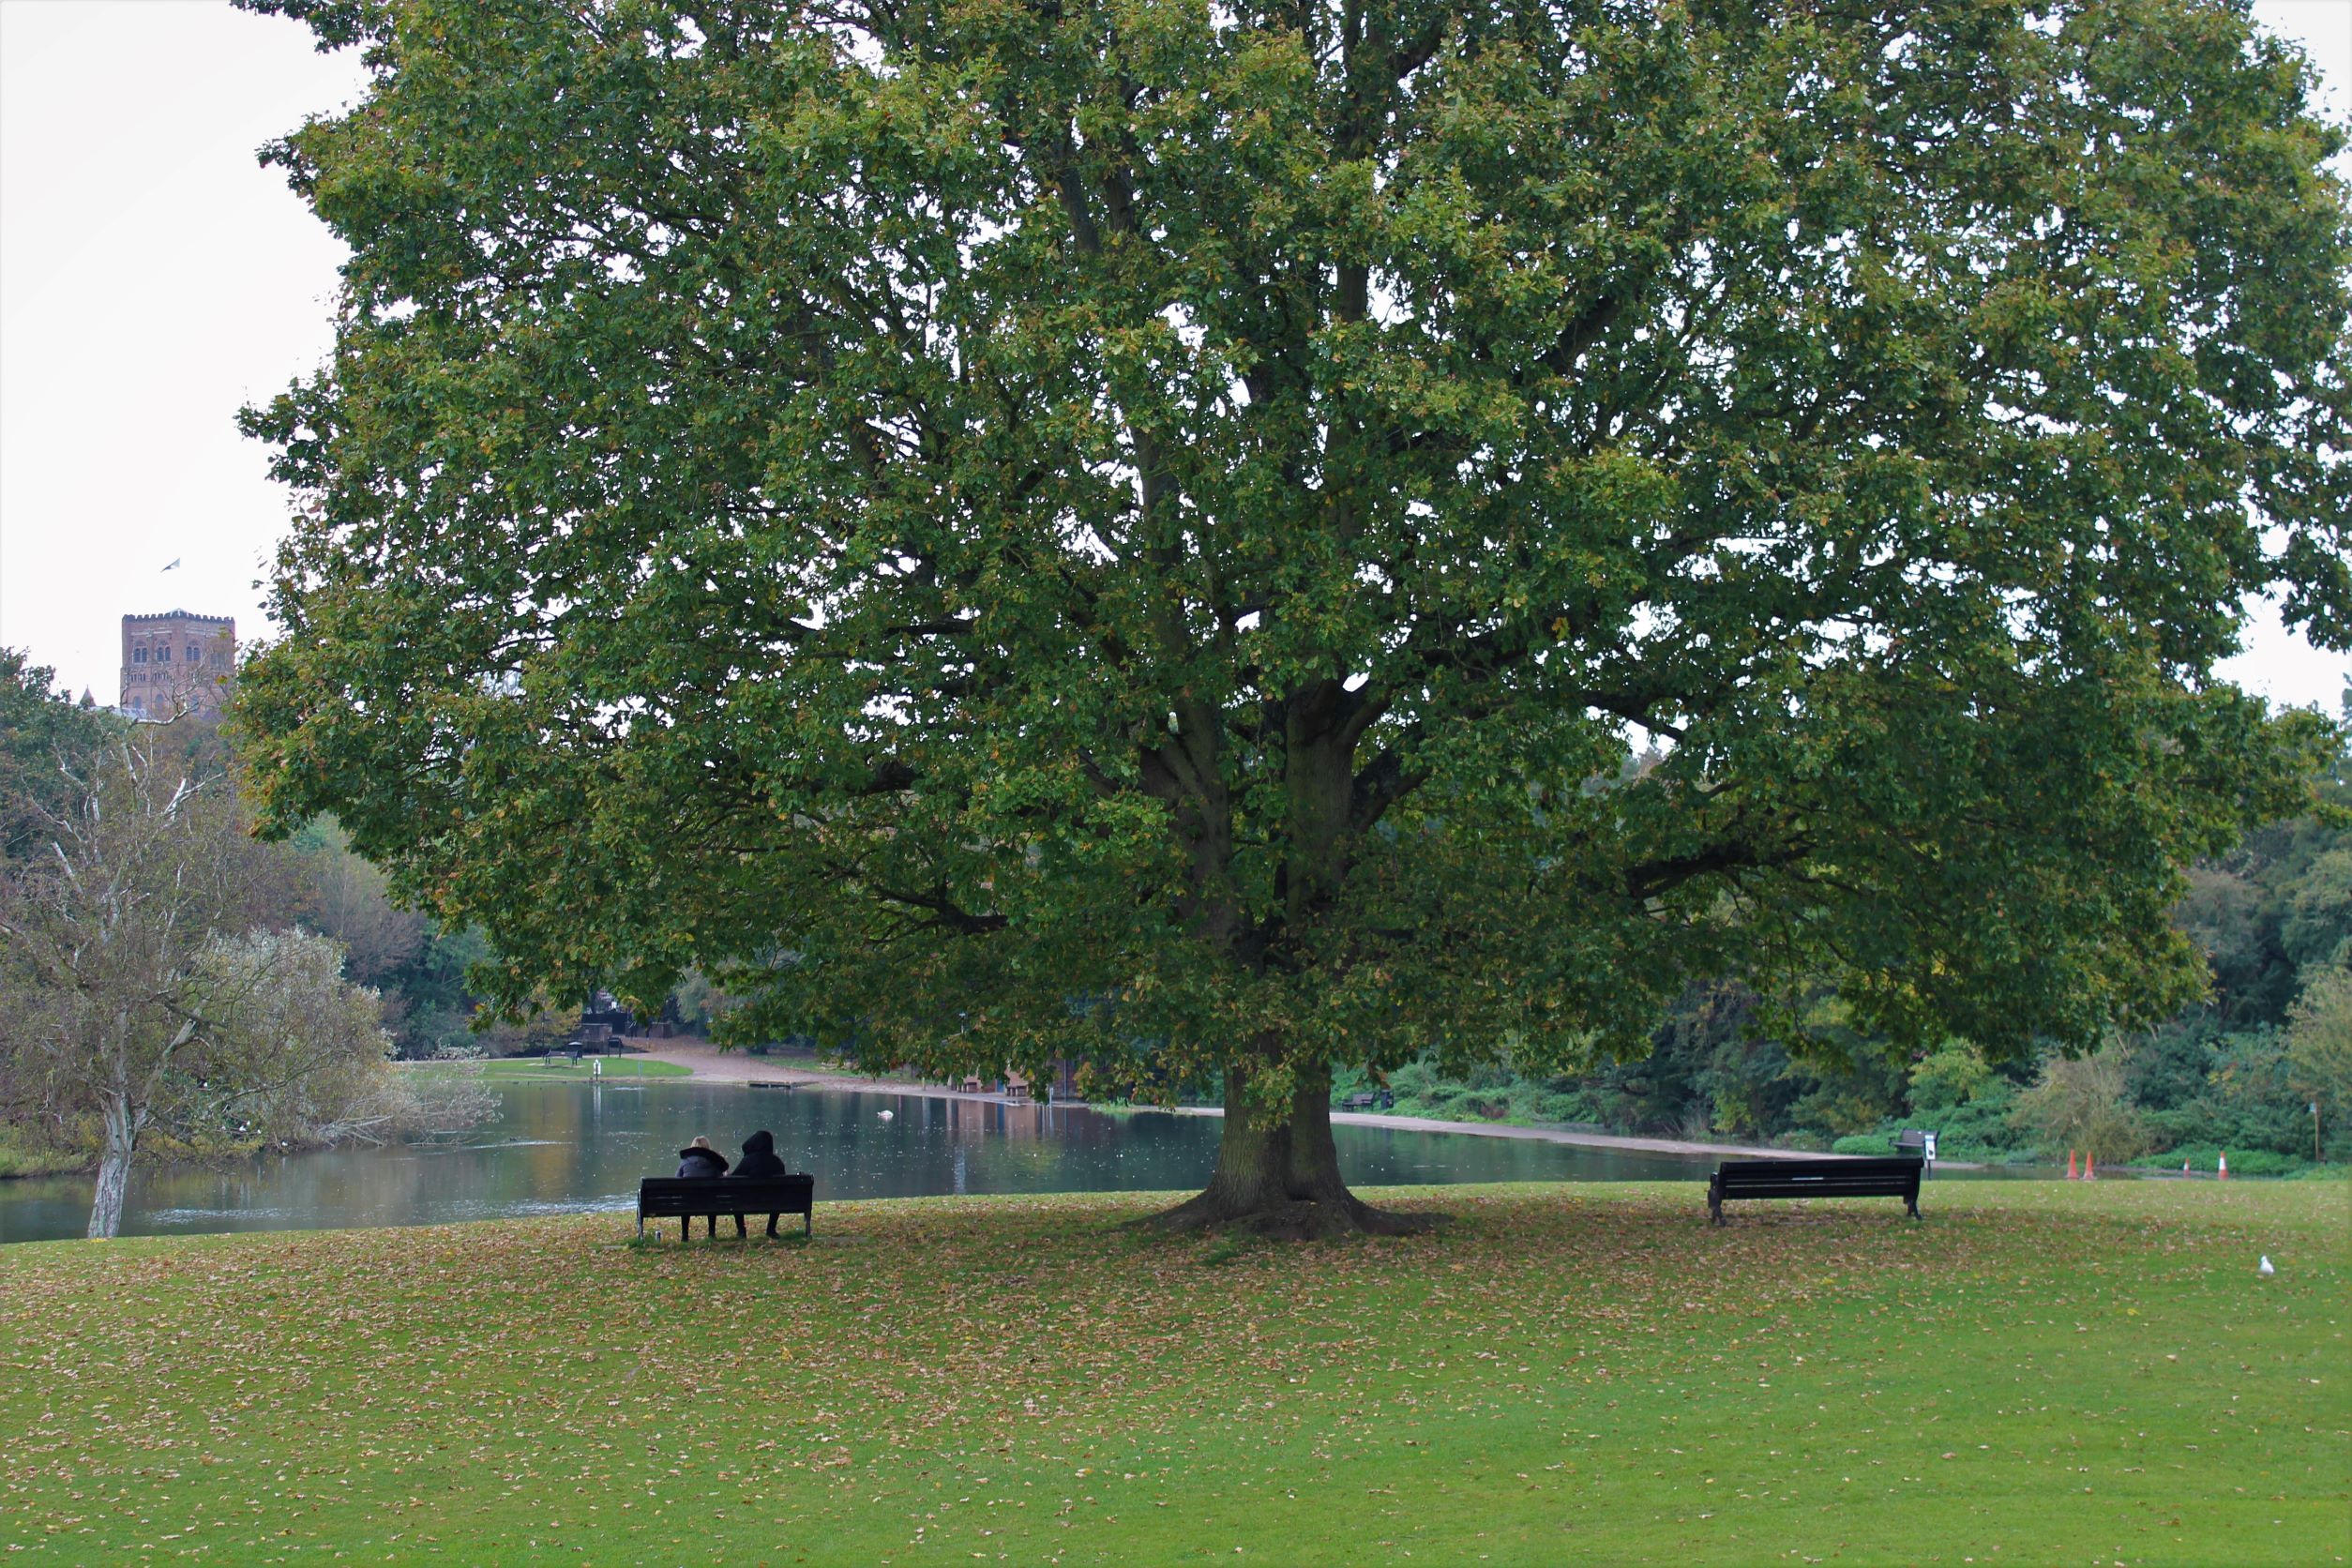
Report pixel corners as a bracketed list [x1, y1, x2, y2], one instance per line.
[418, 1055, 695, 1083]
[1, 1181, 2343, 1565]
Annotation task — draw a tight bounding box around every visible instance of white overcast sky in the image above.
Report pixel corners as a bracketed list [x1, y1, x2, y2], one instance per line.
[1, 1, 2346, 712]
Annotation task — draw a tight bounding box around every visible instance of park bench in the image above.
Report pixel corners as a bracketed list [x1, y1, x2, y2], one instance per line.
[637, 1174, 815, 1242]
[1705, 1156, 1923, 1226]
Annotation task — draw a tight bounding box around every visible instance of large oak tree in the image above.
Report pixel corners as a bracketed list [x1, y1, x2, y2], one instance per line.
[237, 0, 2347, 1232]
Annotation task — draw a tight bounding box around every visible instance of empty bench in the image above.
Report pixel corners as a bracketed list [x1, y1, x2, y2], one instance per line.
[637, 1174, 815, 1241]
[1706, 1157, 1922, 1226]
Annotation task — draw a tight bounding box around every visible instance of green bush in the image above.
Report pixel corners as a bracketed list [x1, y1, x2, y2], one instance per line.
[2132, 1145, 2311, 1177]
[1832, 1133, 1895, 1155]
[0, 1124, 85, 1179]
[1524, 1088, 1599, 1124]
[2142, 1104, 2217, 1152]
[2196, 1032, 2312, 1158]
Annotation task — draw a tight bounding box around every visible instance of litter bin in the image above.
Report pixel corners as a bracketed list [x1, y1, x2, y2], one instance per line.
[1892, 1128, 1937, 1168]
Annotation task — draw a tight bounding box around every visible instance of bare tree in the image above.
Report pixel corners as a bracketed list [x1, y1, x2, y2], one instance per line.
[294, 821, 426, 988]
[181, 927, 465, 1150]
[0, 740, 309, 1235]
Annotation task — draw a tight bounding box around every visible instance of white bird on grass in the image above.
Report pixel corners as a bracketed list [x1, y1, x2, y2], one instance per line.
[2258, 1256, 2275, 1277]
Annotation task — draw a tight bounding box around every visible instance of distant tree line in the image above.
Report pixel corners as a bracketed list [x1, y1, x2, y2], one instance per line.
[1334, 707, 2352, 1169]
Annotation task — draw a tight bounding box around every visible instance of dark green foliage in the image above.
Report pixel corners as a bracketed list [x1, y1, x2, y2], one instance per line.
[2145, 1030, 2313, 1159]
[0, 648, 123, 862]
[2178, 821, 2352, 1028]
[2127, 1145, 2311, 1177]
[1831, 1133, 1894, 1156]
[231, 0, 2350, 1216]
[1917, 1077, 2030, 1161]
[2282, 849, 2352, 974]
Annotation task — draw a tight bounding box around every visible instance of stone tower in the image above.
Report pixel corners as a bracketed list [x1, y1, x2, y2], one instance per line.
[119, 611, 236, 721]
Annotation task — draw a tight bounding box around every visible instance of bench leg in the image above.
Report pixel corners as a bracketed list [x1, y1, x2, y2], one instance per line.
[1907, 1198, 1922, 1220]
[636, 1214, 643, 1239]
[734, 1214, 747, 1239]
[804, 1210, 813, 1239]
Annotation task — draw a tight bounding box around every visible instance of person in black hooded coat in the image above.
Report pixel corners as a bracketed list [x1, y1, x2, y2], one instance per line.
[729, 1129, 792, 1237]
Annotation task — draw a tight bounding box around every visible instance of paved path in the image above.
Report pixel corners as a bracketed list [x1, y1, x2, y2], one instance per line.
[627, 1040, 970, 1098]
[626, 1040, 1859, 1163]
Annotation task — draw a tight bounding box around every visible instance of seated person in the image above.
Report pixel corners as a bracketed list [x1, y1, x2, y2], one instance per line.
[671, 1135, 730, 1238]
[728, 1129, 791, 1238]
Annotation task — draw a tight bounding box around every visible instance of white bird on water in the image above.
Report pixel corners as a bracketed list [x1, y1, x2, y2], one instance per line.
[2258, 1256, 2275, 1277]
[878, 1109, 895, 1122]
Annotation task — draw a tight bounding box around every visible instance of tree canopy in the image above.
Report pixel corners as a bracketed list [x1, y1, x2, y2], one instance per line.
[237, 0, 2350, 1230]
[2, 647, 121, 862]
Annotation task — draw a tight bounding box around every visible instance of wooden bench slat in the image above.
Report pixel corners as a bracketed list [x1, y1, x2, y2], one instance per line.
[638, 1175, 816, 1239]
[1706, 1156, 1922, 1225]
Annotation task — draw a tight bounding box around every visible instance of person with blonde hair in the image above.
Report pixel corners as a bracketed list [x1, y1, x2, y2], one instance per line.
[669, 1134, 730, 1238]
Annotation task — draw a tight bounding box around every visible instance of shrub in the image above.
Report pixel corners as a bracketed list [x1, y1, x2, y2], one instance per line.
[1908, 1044, 1992, 1114]
[2011, 1045, 2148, 1162]
[1926, 1080, 2030, 1154]
[1832, 1133, 1895, 1155]
[2199, 1032, 2311, 1157]
[1523, 1087, 1600, 1124]
[2285, 966, 2352, 1160]
[2132, 1145, 2310, 1177]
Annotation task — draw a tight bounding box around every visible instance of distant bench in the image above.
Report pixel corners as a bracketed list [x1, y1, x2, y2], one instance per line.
[637, 1175, 815, 1242]
[1706, 1157, 1923, 1227]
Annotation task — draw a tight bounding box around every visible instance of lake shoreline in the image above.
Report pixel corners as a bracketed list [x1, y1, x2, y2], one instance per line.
[625, 1039, 1899, 1165]
[6, 1075, 1718, 1244]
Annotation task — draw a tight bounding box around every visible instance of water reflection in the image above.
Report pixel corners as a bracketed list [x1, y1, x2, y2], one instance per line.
[0, 1081, 1714, 1244]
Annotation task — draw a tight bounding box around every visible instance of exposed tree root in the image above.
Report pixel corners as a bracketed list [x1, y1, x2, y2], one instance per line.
[1138, 1061, 1450, 1239]
[1142, 1189, 1445, 1241]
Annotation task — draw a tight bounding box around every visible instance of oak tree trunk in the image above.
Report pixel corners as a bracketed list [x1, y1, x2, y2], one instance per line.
[1151, 1062, 1436, 1239]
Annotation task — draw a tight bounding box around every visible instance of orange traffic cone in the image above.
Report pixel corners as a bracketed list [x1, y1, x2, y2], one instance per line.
[2218, 1152, 2228, 1181]
[2066, 1150, 2079, 1179]
[2086, 1153, 2096, 1180]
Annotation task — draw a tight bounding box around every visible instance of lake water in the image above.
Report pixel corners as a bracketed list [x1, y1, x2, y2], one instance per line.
[0, 1081, 1719, 1244]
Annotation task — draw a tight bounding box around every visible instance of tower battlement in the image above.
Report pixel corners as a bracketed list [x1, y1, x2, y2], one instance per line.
[120, 611, 236, 722]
